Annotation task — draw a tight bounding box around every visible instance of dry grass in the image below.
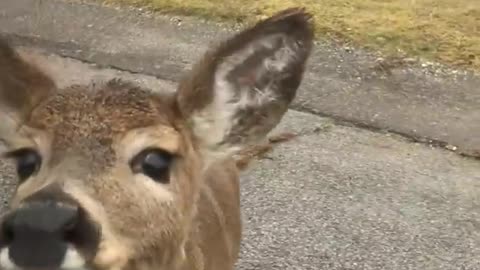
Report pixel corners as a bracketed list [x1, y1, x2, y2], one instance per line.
[102, 0, 480, 70]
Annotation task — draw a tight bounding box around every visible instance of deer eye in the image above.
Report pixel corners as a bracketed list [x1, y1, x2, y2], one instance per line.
[6, 148, 42, 182]
[130, 148, 173, 183]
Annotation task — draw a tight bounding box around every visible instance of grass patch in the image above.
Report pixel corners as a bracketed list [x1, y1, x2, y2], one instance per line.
[103, 0, 479, 70]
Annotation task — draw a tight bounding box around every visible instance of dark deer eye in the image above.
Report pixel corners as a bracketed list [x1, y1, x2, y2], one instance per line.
[6, 148, 42, 182]
[130, 148, 173, 183]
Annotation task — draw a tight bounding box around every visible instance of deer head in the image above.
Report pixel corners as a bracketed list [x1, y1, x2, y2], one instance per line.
[0, 8, 313, 270]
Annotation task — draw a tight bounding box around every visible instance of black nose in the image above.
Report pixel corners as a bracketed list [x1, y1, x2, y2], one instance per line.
[1, 200, 79, 268]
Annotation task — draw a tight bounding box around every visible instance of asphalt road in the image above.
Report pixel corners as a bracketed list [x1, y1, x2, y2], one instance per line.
[0, 47, 479, 270]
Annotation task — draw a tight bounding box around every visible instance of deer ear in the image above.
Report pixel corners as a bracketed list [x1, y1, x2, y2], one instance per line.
[175, 8, 314, 161]
[0, 39, 56, 145]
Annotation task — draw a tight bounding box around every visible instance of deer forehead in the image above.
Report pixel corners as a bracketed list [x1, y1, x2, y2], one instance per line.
[24, 82, 180, 160]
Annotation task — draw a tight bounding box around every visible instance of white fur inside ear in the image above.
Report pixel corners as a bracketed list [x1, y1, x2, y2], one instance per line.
[191, 33, 300, 158]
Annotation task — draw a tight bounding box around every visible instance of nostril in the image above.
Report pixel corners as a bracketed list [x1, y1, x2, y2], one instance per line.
[62, 215, 79, 243]
[1, 217, 15, 245]
[62, 207, 89, 246]
[56, 206, 81, 244]
[62, 209, 79, 231]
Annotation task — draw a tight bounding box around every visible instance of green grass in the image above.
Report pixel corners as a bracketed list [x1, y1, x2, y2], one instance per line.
[102, 0, 480, 70]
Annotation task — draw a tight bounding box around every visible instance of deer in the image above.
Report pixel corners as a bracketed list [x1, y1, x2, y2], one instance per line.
[0, 7, 313, 270]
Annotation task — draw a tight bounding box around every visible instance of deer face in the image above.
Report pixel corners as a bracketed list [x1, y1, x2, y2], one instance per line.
[0, 8, 313, 270]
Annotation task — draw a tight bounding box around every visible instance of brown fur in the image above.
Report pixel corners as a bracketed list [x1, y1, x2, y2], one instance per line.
[0, 8, 314, 270]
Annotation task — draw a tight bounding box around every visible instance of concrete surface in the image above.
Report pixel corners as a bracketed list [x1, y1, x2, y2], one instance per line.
[1, 0, 480, 158]
[1, 47, 480, 270]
